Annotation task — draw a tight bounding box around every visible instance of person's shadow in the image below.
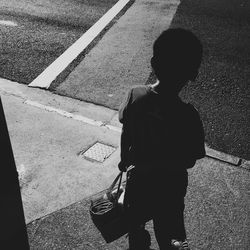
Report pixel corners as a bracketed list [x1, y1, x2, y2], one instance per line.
[146, 0, 250, 160]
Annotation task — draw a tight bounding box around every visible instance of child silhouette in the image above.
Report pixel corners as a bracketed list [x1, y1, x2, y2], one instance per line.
[119, 28, 205, 250]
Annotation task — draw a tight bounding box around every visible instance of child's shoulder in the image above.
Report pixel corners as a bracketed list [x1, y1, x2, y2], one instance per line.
[131, 84, 151, 94]
[129, 85, 152, 102]
[181, 102, 202, 123]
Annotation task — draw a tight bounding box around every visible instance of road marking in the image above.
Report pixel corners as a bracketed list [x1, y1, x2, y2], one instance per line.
[28, 0, 132, 89]
[0, 20, 17, 26]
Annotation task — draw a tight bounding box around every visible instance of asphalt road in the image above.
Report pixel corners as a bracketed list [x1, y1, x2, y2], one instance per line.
[146, 0, 250, 161]
[0, 0, 118, 84]
[146, 0, 250, 160]
[169, 0, 250, 160]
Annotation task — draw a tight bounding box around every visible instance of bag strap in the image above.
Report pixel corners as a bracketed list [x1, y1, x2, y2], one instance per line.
[116, 172, 123, 202]
[108, 172, 122, 191]
[107, 172, 123, 203]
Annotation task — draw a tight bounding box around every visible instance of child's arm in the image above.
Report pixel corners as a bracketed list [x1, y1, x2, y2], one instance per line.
[118, 89, 133, 172]
[118, 124, 132, 172]
[188, 104, 206, 161]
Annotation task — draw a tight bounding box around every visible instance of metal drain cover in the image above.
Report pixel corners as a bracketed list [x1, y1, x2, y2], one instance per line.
[81, 142, 116, 163]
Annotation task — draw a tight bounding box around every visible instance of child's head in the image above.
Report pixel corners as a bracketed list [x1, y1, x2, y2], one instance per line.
[151, 28, 203, 93]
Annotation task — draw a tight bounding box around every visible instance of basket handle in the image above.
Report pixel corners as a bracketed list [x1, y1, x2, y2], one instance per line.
[107, 172, 123, 202]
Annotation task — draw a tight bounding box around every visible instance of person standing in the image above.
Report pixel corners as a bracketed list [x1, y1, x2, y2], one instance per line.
[118, 28, 205, 250]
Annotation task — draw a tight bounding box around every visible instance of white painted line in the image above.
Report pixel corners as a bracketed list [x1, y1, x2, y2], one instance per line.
[0, 20, 17, 26]
[28, 0, 131, 89]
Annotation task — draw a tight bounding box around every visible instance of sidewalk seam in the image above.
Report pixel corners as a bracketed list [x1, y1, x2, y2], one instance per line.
[24, 99, 246, 167]
[24, 99, 122, 133]
[1, 86, 246, 169]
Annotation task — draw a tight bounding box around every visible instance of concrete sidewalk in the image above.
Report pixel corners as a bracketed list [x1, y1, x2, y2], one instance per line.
[1, 78, 249, 249]
[0, 79, 122, 224]
[0, 0, 249, 249]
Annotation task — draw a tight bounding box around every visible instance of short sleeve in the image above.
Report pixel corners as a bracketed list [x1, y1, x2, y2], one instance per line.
[119, 89, 133, 124]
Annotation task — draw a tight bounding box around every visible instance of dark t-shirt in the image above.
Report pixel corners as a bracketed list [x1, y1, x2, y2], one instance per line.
[119, 85, 205, 170]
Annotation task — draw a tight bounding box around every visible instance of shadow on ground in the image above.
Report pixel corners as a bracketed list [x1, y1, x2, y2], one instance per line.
[147, 0, 250, 160]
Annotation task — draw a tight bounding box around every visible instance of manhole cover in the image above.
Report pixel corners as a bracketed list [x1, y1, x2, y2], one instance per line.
[80, 142, 116, 163]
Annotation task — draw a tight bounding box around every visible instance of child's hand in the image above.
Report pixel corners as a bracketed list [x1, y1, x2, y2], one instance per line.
[118, 161, 128, 172]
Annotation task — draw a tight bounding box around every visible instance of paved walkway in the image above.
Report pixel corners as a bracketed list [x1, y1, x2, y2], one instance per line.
[0, 0, 249, 249]
[1, 75, 249, 250]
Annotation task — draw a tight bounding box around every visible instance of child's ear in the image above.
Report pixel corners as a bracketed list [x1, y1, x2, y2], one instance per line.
[150, 57, 156, 69]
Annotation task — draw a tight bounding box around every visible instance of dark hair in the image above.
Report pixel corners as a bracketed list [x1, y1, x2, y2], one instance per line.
[151, 28, 203, 82]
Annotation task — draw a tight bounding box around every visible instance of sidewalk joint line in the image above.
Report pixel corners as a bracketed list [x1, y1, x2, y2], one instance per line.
[23, 99, 245, 167]
[24, 99, 121, 133]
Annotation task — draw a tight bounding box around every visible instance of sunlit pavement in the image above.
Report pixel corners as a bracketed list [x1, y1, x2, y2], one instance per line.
[1, 76, 249, 249]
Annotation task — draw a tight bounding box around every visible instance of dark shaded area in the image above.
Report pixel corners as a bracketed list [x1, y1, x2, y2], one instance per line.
[147, 0, 250, 160]
[27, 192, 132, 250]
[0, 98, 30, 249]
